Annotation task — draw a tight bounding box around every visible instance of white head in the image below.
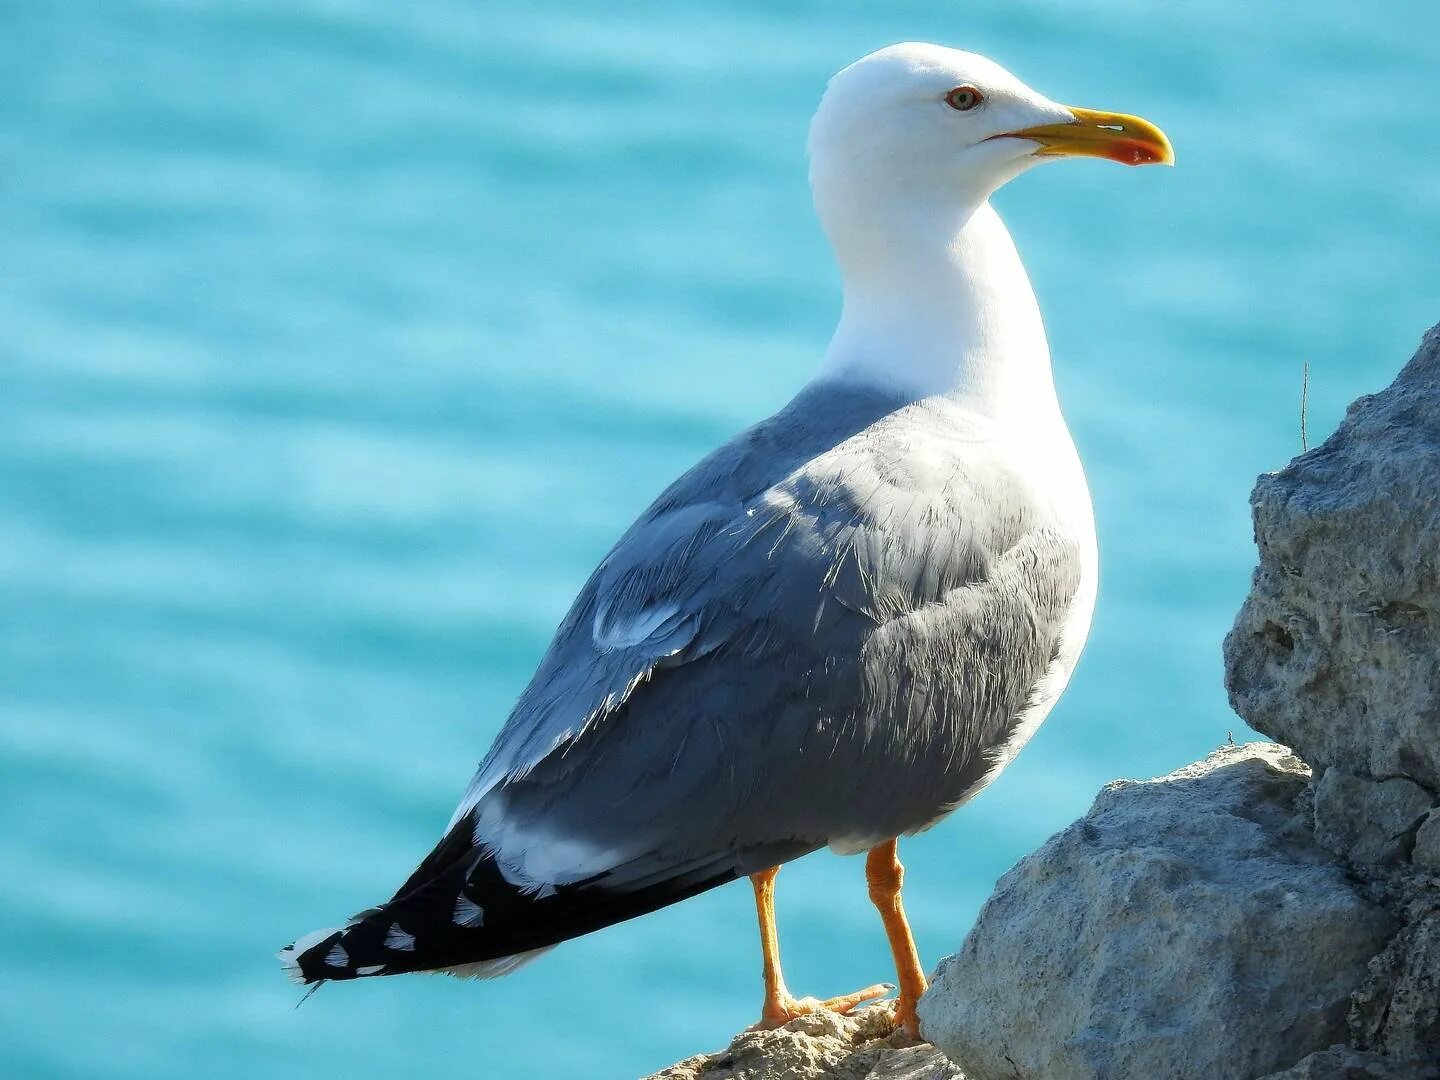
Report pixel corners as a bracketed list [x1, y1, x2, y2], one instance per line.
[809, 43, 1172, 269]
[809, 43, 1172, 409]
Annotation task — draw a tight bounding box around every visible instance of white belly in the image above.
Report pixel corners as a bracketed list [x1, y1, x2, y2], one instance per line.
[958, 421, 1099, 805]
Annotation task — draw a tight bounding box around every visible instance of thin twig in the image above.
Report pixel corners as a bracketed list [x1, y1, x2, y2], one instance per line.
[1300, 360, 1310, 451]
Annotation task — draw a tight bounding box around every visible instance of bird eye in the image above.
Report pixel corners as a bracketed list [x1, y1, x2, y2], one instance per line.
[945, 86, 984, 112]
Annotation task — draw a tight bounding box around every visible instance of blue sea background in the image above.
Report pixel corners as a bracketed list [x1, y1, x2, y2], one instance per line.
[4, 1, 1438, 1076]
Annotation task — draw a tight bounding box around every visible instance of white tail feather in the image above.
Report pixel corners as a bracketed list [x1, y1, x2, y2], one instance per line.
[276, 926, 343, 985]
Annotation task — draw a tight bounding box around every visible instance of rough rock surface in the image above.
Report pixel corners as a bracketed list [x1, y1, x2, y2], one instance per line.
[1222, 322, 1440, 1072]
[1224, 323, 1440, 793]
[1414, 811, 1440, 873]
[1257, 1045, 1440, 1079]
[1352, 907, 1440, 1063]
[918, 743, 1395, 1080]
[1312, 769, 1434, 866]
[643, 1003, 963, 1080]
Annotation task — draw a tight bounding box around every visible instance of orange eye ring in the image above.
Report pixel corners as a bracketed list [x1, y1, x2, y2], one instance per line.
[945, 86, 984, 112]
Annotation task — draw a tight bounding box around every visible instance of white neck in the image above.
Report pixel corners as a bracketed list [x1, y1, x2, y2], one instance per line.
[813, 200, 1058, 423]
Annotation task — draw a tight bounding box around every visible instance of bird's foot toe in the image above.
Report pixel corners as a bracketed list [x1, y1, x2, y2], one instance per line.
[758, 983, 894, 1028]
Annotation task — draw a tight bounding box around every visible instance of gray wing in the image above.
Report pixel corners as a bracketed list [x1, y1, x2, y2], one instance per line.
[458, 382, 1083, 884]
[288, 382, 1085, 982]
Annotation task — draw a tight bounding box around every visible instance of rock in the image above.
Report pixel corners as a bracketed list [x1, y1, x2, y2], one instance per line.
[1352, 908, 1440, 1063]
[918, 743, 1395, 1080]
[643, 1003, 965, 1080]
[1220, 321, 1440, 1070]
[1224, 323, 1440, 793]
[1414, 811, 1440, 873]
[1312, 768, 1435, 866]
[1257, 1045, 1440, 1079]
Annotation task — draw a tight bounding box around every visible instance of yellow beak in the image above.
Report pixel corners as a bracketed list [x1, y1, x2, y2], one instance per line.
[999, 107, 1174, 166]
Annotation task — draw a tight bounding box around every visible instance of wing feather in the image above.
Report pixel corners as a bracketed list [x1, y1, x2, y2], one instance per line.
[367, 384, 1085, 975]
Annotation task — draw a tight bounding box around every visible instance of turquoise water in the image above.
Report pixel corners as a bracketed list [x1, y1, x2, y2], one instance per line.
[4, 2, 1438, 1076]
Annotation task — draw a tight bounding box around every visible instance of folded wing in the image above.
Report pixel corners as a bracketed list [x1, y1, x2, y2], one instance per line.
[280, 385, 1082, 983]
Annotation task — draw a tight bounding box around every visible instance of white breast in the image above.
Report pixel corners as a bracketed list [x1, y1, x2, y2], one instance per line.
[963, 414, 1099, 806]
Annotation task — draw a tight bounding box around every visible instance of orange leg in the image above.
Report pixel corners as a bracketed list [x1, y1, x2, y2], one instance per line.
[865, 839, 928, 1037]
[750, 865, 892, 1028]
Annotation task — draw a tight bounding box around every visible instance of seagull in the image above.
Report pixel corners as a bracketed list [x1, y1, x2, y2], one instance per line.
[279, 41, 1172, 1036]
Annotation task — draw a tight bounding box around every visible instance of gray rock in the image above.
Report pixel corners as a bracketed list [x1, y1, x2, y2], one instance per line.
[644, 1003, 965, 1080]
[1312, 768, 1435, 866]
[918, 744, 1395, 1080]
[1414, 811, 1440, 873]
[1224, 323, 1440, 793]
[1352, 909, 1440, 1062]
[1222, 322, 1440, 1070]
[1258, 1045, 1439, 1079]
